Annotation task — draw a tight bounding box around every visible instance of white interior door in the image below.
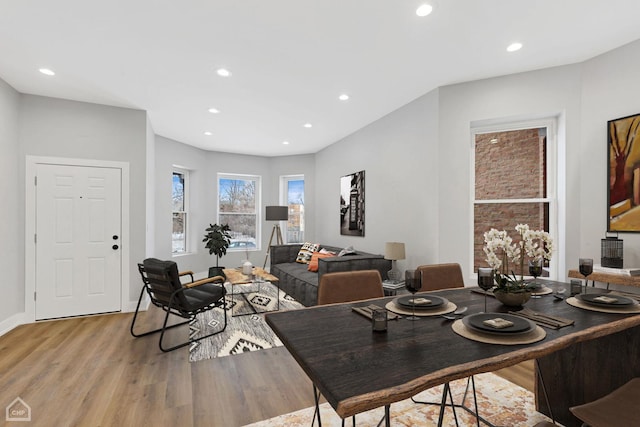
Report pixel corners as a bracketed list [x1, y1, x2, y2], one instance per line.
[35, 163, 122, 320]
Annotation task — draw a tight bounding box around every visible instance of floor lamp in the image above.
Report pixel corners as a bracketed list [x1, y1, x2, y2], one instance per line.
[263, 206, 288, 268]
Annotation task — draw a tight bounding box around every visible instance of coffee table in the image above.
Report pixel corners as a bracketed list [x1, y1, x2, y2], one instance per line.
[223, 267, 280, 317]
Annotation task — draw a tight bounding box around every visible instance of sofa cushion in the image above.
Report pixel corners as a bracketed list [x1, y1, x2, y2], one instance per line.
[296, 242, 320, 264]
[338, 245, 357, 256]
[308, 252, 335, 272]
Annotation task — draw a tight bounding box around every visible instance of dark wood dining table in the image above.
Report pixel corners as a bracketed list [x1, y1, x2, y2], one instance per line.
[265, 280, 640, 427]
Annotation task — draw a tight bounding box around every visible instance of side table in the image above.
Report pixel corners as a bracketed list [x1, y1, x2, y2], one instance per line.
[382, 280, 407, 296]
[568, 269, 640, 290]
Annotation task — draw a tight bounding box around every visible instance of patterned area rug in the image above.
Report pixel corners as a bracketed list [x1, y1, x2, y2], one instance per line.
[188, 281, 303, 362]
[242, 373, 551, 427]
[244, 372, 558, 427]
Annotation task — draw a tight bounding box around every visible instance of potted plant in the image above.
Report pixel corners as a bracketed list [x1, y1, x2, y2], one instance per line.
[483, 224, 554, 306]
[203, 223, 232, 278]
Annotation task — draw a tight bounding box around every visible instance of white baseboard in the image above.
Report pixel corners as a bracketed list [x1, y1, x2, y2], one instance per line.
[0, 297, 150, 338]
[0, 313, 27, 338]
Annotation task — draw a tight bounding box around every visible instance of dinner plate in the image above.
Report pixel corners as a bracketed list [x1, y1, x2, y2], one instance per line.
[396, 295, 446, 310]
[463, 313, 535, 335]
[577, 293, 635, 307]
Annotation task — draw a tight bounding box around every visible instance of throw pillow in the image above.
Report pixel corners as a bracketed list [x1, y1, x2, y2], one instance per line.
[296, 242, 320, 264]
[319, 248, 336, 255]
[338, 245, 356, 257]
[307, 252, 335, 272]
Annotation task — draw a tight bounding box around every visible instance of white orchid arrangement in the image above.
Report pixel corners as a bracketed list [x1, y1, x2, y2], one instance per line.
[483, 224, 554, 292]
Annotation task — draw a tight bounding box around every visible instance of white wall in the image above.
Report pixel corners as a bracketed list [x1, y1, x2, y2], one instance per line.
[153, 136, 315, 275]
[581, 39, 640, 268]
[313, 38, 640, 285]
[438, 64, 583, 282]
[0, 78, 21, 328]
[315, 64, 587, 284]
[145, 116, 156, 257]
[18, 95, 148, 303]
[315, 90, 440, 273]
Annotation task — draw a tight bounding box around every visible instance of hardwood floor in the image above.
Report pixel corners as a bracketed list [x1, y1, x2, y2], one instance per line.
[0, 307, 314, 427]
[0, 307, 535, 426]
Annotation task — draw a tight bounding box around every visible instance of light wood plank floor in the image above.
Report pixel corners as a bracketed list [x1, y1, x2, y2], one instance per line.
[0, 307, 534, 426]
[0, 307, 314, 427]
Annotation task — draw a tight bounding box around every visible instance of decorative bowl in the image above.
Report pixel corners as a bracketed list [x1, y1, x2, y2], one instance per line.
[494, 290, 532, 307]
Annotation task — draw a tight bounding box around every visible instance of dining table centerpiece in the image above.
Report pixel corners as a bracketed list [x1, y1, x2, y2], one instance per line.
[483, 224, 554, 307]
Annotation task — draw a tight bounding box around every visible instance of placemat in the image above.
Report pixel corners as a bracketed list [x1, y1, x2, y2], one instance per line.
[385, 300, 457, 317]
[531, 286, 553, 296]
[451, 319, 546, 345]
[566, 296, 640, 314]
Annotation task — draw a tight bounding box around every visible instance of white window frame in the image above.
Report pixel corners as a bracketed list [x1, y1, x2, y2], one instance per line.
[470, 117, 559, 281]
[217, 173, 262, 251]
[172, 167, 190, 255]
[280, 174, 305, 244]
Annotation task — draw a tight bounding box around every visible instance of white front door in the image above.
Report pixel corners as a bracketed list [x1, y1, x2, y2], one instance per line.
[35, 163, 122, 320]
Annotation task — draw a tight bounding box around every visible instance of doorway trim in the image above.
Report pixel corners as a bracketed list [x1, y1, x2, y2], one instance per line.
[25, 156, 131, 322]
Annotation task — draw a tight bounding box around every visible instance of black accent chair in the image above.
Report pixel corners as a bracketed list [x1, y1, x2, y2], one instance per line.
[131, 258, 227, 352]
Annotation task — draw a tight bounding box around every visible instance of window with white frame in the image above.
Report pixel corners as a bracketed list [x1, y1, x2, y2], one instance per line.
[218, 173, 261, 250]
[280, 175, 305, 243]
[172, 168, 188, 254]
[472, 119, 557, 278]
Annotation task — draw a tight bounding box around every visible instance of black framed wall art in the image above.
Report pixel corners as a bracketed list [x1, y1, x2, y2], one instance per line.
[340, 170, 365, 236]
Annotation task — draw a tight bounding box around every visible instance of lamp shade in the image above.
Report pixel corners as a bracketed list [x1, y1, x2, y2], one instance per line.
[265, 205, 288, 221]
[384, 242, 405, 260]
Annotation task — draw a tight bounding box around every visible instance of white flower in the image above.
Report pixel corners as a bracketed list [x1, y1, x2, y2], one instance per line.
[483, 225, 554, 275]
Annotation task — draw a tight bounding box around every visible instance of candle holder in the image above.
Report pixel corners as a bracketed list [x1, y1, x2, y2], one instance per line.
[371, 308, 388, 332]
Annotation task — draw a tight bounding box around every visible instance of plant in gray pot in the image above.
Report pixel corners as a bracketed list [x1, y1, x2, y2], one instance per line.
[203, 223, 231, 279]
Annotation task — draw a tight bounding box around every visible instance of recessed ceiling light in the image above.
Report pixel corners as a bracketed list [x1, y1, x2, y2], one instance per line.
[216, 68, 231, 77]
[507, 42, 523, 52]
[204, 131, 213, 136]
[303, 123, 312, 128]
[416, 4, 433, 17]
[39, 68, 55, 76]
[339, 94, 349, 101]
[282, 141, 290, 145]
[208, 107, 220, 114]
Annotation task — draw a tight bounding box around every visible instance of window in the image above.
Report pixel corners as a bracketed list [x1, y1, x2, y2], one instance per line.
[172, 169, 188, 254]
[280, 175, 305, 243]
[218, 174, 261, 250]
[472, 120, 557, 278]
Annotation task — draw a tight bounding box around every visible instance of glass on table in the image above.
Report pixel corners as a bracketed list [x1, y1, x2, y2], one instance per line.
[404, 269, 423, 321]
[579, 258, 593, 294]
[477, 268, 494, 313]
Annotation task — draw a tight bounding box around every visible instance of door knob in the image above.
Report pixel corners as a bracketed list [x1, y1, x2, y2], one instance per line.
[112, 245, 119, 250]
[113, 235, 119, 240]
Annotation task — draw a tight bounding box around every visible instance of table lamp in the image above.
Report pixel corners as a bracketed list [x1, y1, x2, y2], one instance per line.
[384, 242, 405, 282]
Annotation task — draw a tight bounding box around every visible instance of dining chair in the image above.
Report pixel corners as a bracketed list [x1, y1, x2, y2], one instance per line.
[569, 377, 640, 427]
[417, 262, 465, 290]
[413, 263, 487, 426]
[317, 270, 384, 305]
[314, 269, 385, 426]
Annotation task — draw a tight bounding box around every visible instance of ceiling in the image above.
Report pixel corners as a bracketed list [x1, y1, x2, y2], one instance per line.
[1, 1, 640, 157]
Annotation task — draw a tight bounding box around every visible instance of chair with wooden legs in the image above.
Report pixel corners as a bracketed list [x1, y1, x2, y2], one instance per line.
[131, 258, 227, 352]
[313, 270, 386, 426]
[569, 377, 640, 427]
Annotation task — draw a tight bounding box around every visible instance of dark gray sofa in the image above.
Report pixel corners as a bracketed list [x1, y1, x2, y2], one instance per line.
[269, 244, 391, 306]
